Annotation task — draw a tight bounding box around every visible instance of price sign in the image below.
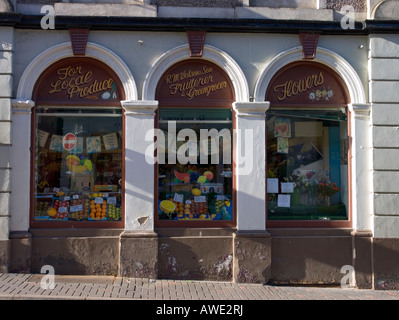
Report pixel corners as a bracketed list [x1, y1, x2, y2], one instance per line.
[64, 196, 71, 201]
[70, 205, 83, 212]
[216, 195, 226, 201]
[107, 197, 117, 204]
[53, 187, 60, 193]
[173, 193, 184, 203]
[103, 193, 109, 198]
[185, 200, 192, 204]
[58, 207, 68, 213]
[194, 196, 206, 203]
[72, 195, 79, 200]
[95, 197, 103, 204]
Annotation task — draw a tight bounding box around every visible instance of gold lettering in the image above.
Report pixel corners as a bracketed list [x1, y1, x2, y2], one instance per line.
[273, 72, 325, 101]
[48, 65, 114, 99]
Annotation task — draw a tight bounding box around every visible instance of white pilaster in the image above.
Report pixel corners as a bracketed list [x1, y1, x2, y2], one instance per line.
[350, 103, 372, 232]
[10, 99, 35, 232]
[121, 100, 158, 231]
[233, 102, 270, 231]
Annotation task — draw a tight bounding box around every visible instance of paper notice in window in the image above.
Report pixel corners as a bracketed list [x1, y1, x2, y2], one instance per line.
[267, 178, 279, 193]
[277, 194, 291, 208]
[281, 182, 294, 193]
[37, 130, 49, 148]
[102, 133, 118, 151]
[277, 137, 288, 154]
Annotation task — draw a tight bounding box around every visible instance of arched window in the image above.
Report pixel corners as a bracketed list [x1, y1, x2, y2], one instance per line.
[31, 57, 125, 227]
[265, 61, 351, 227]
[155, 59, 236, 228]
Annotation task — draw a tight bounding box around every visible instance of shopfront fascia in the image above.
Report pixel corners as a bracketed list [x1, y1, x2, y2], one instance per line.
[10, 42, 138, 275]
[124, 44, 272, 283]
[9, 37, 373, 286]
[254, 46, 372, 287]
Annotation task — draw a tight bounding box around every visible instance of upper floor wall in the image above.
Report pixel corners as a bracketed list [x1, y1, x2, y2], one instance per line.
[0, 0, 397, 25]
[10, 0, 396, 21]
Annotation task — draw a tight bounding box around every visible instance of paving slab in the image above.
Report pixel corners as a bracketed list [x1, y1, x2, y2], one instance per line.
[0, 273, 398, 301]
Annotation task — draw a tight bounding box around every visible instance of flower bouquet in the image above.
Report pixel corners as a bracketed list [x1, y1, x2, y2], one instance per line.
[317, 182, 340, 197]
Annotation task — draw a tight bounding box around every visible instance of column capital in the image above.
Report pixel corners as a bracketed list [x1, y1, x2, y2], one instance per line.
[233, 102, 270, 118]
[11, 99, 35, 114]
[350, 103, 371, 120]
[121, 100, 158, 116]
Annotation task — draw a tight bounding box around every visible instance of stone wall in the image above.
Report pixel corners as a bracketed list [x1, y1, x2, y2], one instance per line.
[0, 27, 13, 272]
[370, 34, 399, 238]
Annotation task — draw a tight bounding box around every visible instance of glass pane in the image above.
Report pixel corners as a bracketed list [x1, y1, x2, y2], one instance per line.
[34, 107, 123, 222]
[158, 108, 233, 222]
[266, 109, 348, 221]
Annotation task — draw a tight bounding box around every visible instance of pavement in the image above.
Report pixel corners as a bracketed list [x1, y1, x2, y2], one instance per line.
[1, 272, 399, 301]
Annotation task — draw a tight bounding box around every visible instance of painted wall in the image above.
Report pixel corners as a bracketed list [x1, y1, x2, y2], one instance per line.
[13, 30, 369, 101]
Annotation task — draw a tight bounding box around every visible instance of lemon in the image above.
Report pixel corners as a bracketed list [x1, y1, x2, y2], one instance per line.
[191, 188, 201, 196]
[199, 214, 207, 220]
[47, 207, 57, 218]
[197, 176, 207, 183]
[160, 200, 176, 214]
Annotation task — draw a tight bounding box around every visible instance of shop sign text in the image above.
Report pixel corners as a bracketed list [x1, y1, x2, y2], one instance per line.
[49, 65, 114, 99]
[164, 65, 228, 100]
[273, 71, 324, 101]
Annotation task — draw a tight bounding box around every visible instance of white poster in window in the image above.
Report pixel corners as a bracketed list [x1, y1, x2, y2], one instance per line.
[267, 178, 279, 194]
[49, 135, 63, 152]
[37, 130, 49, 148]
[75, 137, 84, 154]
[103, 133, 118, 151]
[281, 182, 294, 193]
[274, 118, 291, 138]
[87, 136, 101, 153]
[277, 194, 291, 208]
[277, 137, 288, 154]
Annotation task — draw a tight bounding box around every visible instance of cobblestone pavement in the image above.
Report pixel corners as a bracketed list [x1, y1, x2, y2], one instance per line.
[0, 273, 399, 301]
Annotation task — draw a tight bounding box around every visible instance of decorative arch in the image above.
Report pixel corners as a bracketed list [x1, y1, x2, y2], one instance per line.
[16, 42, 138, 102]
[254, 46, 366, 107]
[142, 44, 249, 103]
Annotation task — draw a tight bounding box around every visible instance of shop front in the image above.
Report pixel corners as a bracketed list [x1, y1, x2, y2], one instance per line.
[10, 41, 137, 275]
[7, 31, 373, 287]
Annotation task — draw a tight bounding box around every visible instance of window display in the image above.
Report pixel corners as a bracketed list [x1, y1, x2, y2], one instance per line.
[33, 106, 123, 223]
[266, 109, 348, 221]
[157, 108, 233, 223]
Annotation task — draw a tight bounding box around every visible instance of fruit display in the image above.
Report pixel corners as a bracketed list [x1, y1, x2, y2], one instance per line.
[50, 198, 69, 219]
[89, 197, 107, 220]
[191, 201, 209, 216]
[34, 200, 52, 217]
[65, 155, 93, 173]
[44, 161, 61, 172]
[215, 198, 225, 213]
[173, 168, 214, 184]
[107, 203, 122, 220]
[69, 198, 89, 220]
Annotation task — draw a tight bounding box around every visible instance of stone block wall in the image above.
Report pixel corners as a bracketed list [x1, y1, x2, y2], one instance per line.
[0, 27, 13, 272]
[370, 34, 399, 238]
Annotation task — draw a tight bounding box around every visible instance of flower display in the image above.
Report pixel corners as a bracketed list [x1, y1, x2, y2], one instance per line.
[317, 182, 340, 197]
